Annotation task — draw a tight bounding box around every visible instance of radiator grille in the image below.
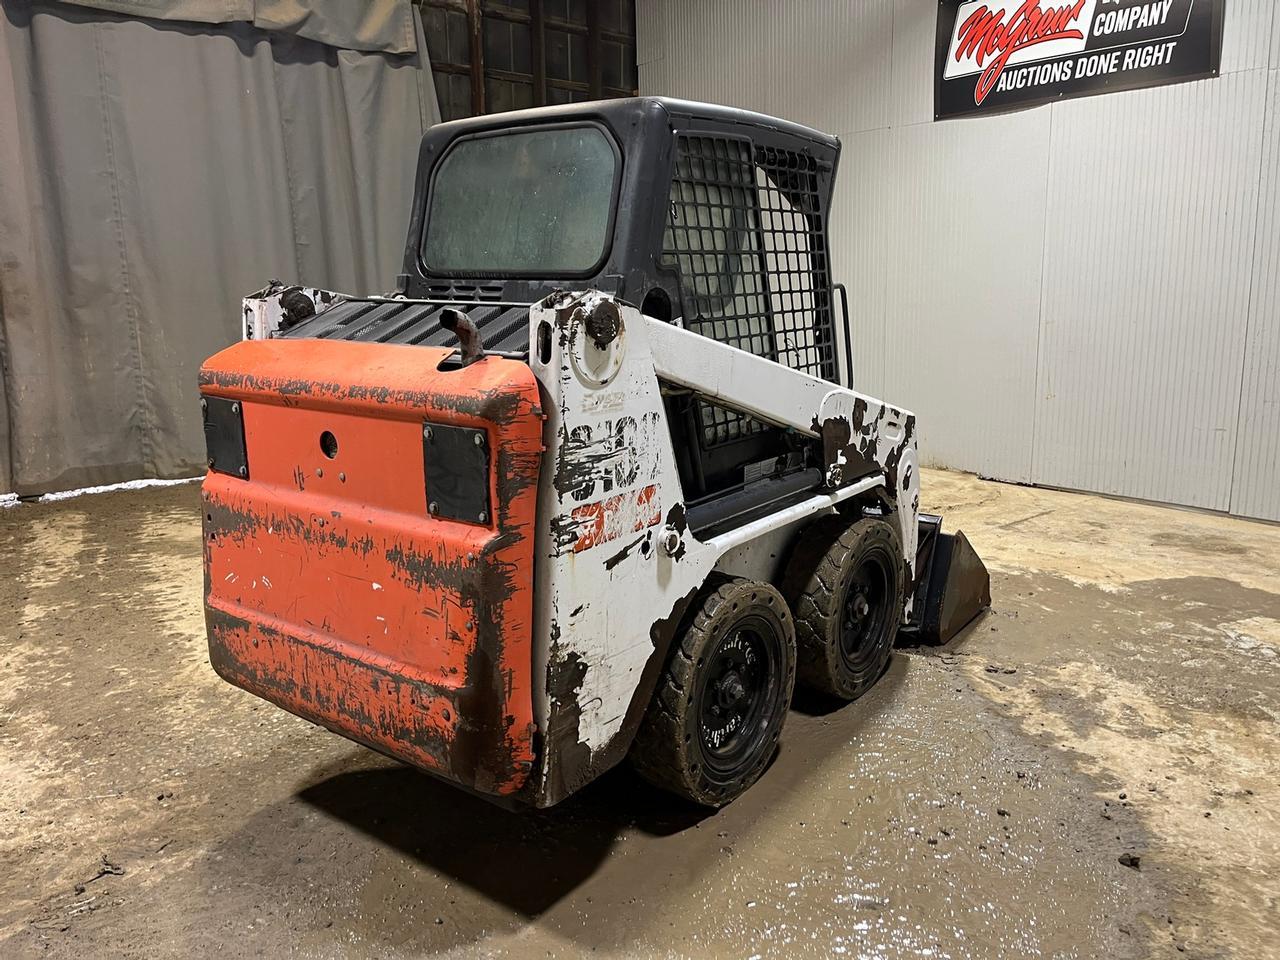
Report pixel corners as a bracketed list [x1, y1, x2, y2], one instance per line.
[281, 299, 530, 355]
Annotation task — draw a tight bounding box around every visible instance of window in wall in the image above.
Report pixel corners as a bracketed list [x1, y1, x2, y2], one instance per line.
[421, 0, 638, 121]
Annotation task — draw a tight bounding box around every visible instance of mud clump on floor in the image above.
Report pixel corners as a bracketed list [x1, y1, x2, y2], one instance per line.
[0, 470, 1277, 959]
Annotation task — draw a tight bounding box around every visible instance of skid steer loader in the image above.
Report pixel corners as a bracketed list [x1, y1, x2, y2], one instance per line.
[200, 97, 989, 808]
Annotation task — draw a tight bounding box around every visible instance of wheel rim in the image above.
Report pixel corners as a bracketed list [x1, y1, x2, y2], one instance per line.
[839, 552, 892, 671]
[695, 615, 781, 778]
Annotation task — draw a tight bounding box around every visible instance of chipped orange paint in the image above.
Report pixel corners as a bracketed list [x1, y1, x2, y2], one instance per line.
[199, 338, 542, 797]
[571, 483, 662, 553]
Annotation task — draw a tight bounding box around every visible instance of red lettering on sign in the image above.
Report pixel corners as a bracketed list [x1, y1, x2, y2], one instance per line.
[956, 0, 1088, 105]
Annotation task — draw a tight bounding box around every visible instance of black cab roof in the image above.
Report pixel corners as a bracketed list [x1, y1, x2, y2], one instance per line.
[426, 96, 840, 152]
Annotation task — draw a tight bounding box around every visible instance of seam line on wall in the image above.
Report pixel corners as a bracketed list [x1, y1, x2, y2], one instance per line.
[887, 0, 897, 129]
[1028, 102, 1056, 484]
[268, 39, 306, 285]
[0, 285, 13, 493]
[94, 20, 155, 474]
[1226, 66, 1277, 516]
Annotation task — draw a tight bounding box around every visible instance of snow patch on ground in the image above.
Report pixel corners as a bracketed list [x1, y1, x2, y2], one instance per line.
[4, 476, 200, 507]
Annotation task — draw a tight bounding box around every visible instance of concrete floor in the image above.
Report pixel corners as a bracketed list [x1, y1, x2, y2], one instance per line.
[1, 469, 1277, 959]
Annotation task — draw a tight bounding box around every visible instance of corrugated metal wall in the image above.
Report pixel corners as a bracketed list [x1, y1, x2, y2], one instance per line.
[1234, 65, 1280, 522]
[638, 0, 1280, 522]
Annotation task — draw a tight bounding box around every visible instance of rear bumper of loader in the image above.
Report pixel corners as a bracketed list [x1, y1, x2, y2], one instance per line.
[206, 599, 481, 779]
[199, 338, 544, 799]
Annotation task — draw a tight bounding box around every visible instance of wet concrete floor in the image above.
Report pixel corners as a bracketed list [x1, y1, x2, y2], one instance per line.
[0, 469, 1277, 959]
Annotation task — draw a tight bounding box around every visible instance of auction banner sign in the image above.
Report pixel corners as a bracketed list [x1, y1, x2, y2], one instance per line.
[935, 1, 1224, 119]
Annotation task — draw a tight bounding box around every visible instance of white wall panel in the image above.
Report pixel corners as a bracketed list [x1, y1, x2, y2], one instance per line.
[1232, 69, 1280, 522]
[635, 0, 665, 66]
[638, 0, 1279, 520]
[637, 60, 666, 99]
[1033, 71, 1268, 510]
[763, 0, 892, 135]
[653, 0, 771, 114]
[638, 0, 894, 136]
[830, 127, 894, 400]
[1271, 3, 1280, 70]
[881, 112, 1049, 481]
[889, 0, 936, 127]
[1221, 0, 1274, 74]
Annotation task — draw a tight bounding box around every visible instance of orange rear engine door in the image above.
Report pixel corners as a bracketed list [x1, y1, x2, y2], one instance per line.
[199, 338, 542, 797]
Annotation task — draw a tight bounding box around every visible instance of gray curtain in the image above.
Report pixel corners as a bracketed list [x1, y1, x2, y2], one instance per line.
[0, 0, 439, 495]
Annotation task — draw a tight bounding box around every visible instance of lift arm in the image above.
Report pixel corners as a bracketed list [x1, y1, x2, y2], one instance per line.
[642, 311, 989, 647]
[642, 315, 916, 493]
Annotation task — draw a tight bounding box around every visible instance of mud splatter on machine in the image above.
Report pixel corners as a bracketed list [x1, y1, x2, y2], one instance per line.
[200, 98, 989, 808]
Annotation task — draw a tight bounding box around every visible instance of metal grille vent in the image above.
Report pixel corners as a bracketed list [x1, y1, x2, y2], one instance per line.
[662, 134, 836, 447]
[423, 281, 506, 302]
[282, 299, 530, 355]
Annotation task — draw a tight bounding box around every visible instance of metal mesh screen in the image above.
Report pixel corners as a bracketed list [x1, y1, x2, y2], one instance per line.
[662, 133, 836, 447]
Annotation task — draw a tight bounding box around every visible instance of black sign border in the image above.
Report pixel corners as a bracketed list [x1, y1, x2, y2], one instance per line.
[934, 0, 1227, 121]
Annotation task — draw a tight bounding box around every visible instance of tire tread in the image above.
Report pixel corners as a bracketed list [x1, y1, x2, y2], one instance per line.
[631, 577, 796, 806]
[782, 515, 904, 700]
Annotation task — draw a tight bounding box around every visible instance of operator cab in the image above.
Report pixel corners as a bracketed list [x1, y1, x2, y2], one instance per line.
[284, 97, 847, 534]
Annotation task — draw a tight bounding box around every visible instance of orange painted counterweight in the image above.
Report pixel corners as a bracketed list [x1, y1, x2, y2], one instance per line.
[199, 338, 543, 797]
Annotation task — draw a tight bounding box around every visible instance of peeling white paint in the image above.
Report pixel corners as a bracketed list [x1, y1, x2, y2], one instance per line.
[530, 294, 921, 770]
[242, 282, 346, 340]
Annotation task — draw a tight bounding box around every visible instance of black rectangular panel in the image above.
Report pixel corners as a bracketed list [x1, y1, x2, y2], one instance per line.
[424, 423, 491, 524]
[202, 395, 248, 479]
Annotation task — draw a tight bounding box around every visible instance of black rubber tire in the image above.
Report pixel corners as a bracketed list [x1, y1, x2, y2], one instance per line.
[630, 577, 796, 807]
[782, 514, 905, 701]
